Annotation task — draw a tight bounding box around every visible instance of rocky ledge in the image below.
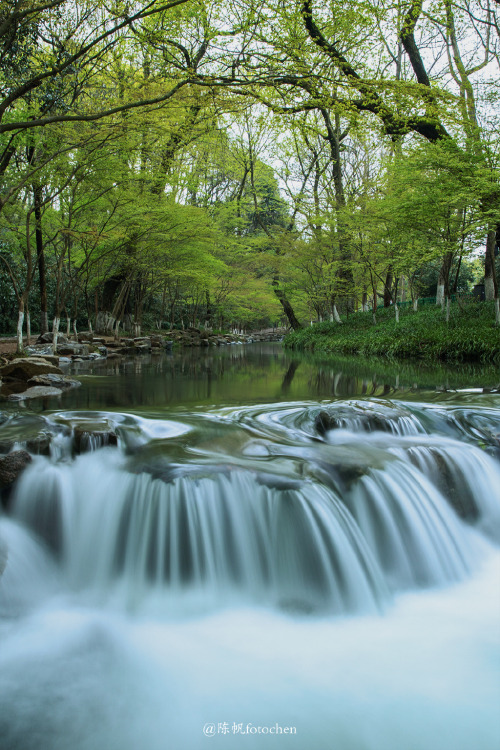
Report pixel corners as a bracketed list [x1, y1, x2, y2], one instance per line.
[161, 327, 285, 347]
[0, 356, 81, 402]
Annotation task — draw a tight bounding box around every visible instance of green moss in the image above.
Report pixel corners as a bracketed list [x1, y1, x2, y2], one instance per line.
[284, 302, 500, 364]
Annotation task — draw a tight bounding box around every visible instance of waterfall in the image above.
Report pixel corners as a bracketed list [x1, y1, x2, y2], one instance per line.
[0, 518, 60, 617]
[9, 420, 495, 615]
[11, 452, 389, 614]
[1, 397, 499, 750]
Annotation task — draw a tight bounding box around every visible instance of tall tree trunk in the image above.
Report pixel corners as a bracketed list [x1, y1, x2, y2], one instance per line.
[451, 255, 463, 294]
[371, 272, 378, 324]
[16, 297, 25, 354]
[205, 290, 212, 329]
[362, 289, 369, 312]
[51, 316, 60, 355]
[273, 279, 301, 330]
[330, 303, 342, 323]
[436, 252, 453, 307]
[25, 306, 31, 345]
[33, 185, 48, 334]
[484, 225, 500, 325]
[320, 108, 354, 307]
[383, 268, 393, 308]
[484, 226, 498, 301]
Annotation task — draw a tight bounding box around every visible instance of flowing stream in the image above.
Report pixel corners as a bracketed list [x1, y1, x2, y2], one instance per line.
[0, 344, 499, 749]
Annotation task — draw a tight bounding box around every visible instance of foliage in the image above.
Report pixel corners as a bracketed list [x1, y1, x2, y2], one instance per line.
[284, 302, 500, 363]
[0, 0, 499, 340]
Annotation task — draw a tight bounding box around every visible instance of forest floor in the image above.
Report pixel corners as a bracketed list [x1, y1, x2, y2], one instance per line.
[0, 339, 19, 358]
[284, 301, 500, 363]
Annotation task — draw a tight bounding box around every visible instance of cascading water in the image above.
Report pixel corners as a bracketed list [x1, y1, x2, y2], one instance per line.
[0, 395, 499, 750]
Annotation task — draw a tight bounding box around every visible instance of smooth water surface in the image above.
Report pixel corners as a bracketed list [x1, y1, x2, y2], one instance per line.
[17, 342, 500, 414]
[1, 343, 499, 750]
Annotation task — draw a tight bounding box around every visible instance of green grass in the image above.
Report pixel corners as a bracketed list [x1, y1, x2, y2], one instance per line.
[284, 301, 500, 363]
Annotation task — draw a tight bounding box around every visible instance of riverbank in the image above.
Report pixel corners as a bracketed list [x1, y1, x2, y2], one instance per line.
[284, 302, 500, 363]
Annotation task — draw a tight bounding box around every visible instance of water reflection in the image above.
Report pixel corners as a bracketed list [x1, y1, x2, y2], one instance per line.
[5, 343, 498, 414]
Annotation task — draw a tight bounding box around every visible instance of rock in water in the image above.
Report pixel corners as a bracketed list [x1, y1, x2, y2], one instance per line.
[7, 386, 63, 402]
[0, 358, 62, 382]
[27, 374, 81, 390]
[0, 450, 32, 489]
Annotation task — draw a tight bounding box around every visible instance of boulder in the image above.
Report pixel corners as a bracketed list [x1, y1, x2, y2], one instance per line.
[36, 332, 69, 344]
[28, 373, 81, 390]
[73, 426, 118, 453]
[78, 331, 94, 342]
[7, 385, 63, 401]
[33, 355, 60, 366]
[0, 450, 32, 489]
[0, 357, 63, 382]
[57, 343, 89, 356]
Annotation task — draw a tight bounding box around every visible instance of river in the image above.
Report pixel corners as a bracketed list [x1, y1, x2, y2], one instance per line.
[0, 343, 499, 749]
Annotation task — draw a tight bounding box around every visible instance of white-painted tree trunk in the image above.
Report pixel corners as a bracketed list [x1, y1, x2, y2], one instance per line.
[106, 314, 115, 333]
[445, 297, 451, 323]
[413, 298, 418, 312]
[26, 310, 31, 345]
[66, 318, 71, 337]
[400, 276, 406, 303]
[495, 298, 500, 327]
[89, 320, 93, 335]
[114, 320, 121, 340]
[436, 284, 445, 307]
[485, 277, 495, 302]
[73, 320, 78, 341]
[362, 301, 369, 312]
[395, 303, 399, 323]
[52, 317, 60, 355]
[332, 305, 342, 324]
[16, 309, 25, 353]
[372, 312, 377, 325]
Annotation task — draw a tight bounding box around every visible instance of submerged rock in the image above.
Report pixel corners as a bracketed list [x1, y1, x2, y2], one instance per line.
[313, 404, 422, 438]
[73, 426, 118, 453]
[0, 413, 54, 455]
[7, 385, 64, 401]
[28, 373, 81, 390]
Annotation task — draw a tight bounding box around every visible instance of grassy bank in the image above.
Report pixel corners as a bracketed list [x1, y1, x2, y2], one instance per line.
[284, 302, 500, 363]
